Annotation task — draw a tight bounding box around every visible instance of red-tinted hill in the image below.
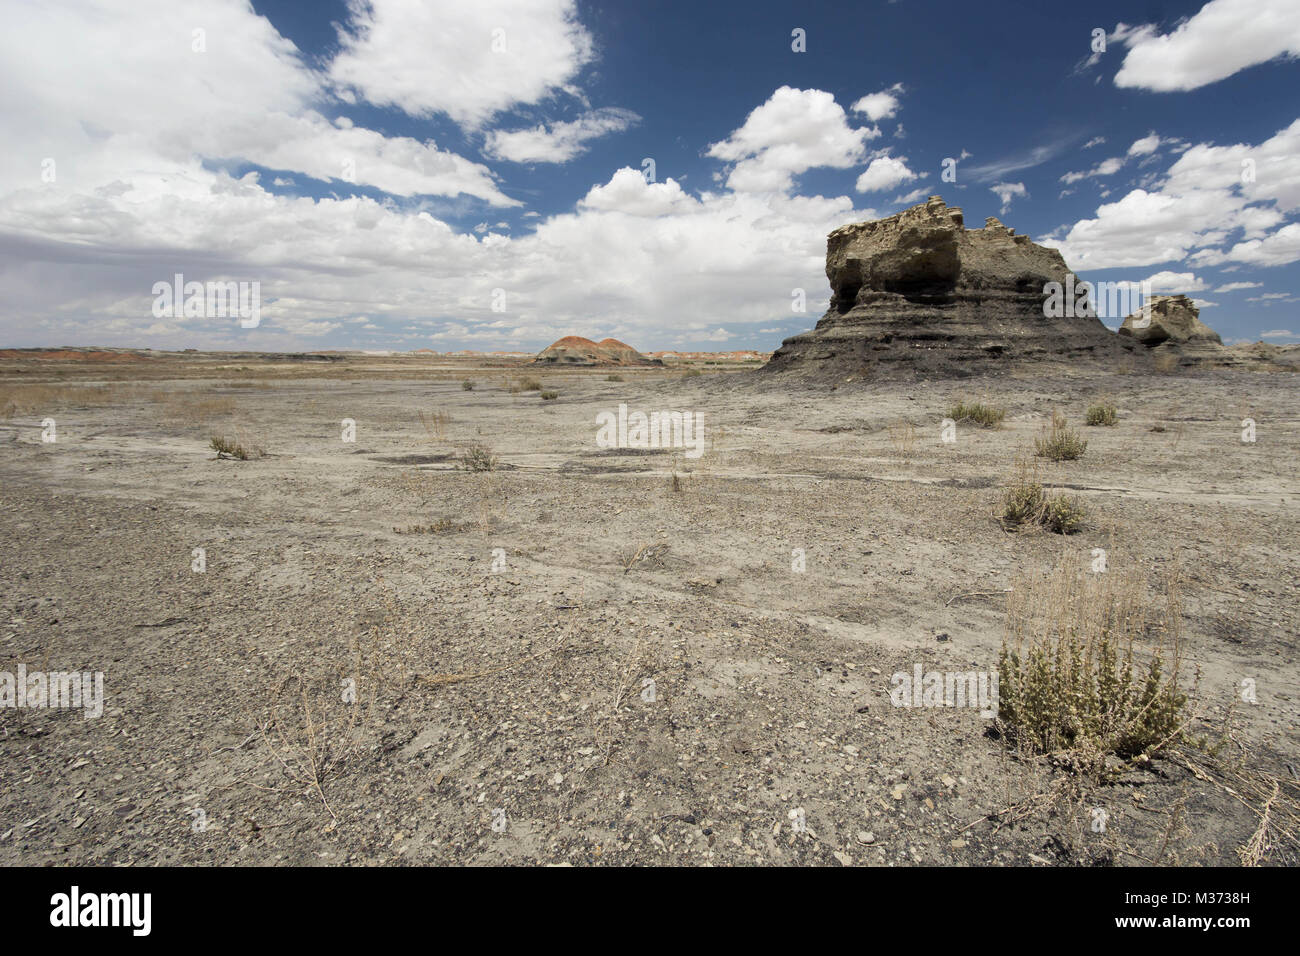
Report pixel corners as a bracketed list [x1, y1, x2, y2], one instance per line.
[533, 336, 661, 366]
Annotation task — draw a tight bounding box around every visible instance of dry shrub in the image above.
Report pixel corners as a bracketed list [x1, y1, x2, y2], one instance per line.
[1085, 402, 1118, 426]
[210, 432, 265, 460]
[458, 442, 498, 472]
[948, 400, 1006, 428]
[1040, 494, 1086, 534]
[418, 409, 450, 442]
[998, 559, 1189, 766]
[999, 458, 1084, 533]
[1035, 415, 1087, 461]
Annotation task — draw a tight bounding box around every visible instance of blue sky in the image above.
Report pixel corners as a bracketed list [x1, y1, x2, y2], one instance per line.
[1, 0, 1298, 351]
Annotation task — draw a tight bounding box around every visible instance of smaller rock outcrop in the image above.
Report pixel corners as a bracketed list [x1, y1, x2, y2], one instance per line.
[1119, 295, 1222, 347]
[1118, 295, 1237, 366]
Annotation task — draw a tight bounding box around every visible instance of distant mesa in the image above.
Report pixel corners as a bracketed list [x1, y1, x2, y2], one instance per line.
[762, 196, 1138, 380]
[647, 350, 770, 362]
[533, 336, 662, 366]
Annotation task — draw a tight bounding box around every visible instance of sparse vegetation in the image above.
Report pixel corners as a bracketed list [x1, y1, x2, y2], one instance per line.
[681, 369, 703, 378]
[540, 390, 558, 401]
[998, 561, 1189, 765]
[210, 433, 264, 460]
[1085, 402, 1118, 426]
[605, 374, 624, 382]
[948, 400, 1006, 428]
[458, 442, 498, 472]
[0, 383, 156, 418]
[394, 517, 462, 534]
[1040, 493, 1086, 534]
[1000, 458, 1046, 525]
[461, 379, 474, 390]
[418, 409, 450, 442]
[999, 458, 1085, 533]
[1035, 415, 1087, 461]
[517, 377, 543, 392]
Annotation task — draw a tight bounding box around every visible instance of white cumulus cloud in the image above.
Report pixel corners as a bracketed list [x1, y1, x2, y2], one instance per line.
[851, 83, 905, 122]
[707, 87, 875, 193]
[329, 0, 595, 129]
[484, 108, 639, 163]
[1114, 0, 1300, 92]
[856, 154, 919, 193]
[1142, 270, 1207, 292]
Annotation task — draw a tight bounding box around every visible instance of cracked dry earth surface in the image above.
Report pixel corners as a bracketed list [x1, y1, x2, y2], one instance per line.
[1, 360, 1297, 865]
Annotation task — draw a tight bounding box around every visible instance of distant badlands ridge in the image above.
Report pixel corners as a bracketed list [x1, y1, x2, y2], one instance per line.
[530, 335, 767, 365]
[0, 345, 769, 363]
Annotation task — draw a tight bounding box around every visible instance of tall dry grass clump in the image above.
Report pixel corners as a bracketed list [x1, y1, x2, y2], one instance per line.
[948, 400, 1006, 428]
[1035, 411, 1087, 461]
[0, 383, 157, 418]
[210, 432, 265, 460]
[1085, 402, 1118, 426]
[997, 560, 1189, 766]
[418, 409, 450, 442]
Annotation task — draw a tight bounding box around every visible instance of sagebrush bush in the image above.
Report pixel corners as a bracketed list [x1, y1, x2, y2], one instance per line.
[540, 390, 558, 401]
[458, 443, 498, 472]
[998, 562, 1189, 763]
[1035, 420, 1087, 461]
[606, 374, 623, 382]
[461, 380, 474, 391]
[1000, 460, 1045, 525]
[1000, 459, 1085, 533]
[948, 401, 1006, 428]
[1040, 493, 1086, 534]
[1085, 403, 1118, 426]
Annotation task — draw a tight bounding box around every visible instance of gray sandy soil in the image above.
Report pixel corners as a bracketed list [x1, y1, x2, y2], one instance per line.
[1, 357, 1296, 865]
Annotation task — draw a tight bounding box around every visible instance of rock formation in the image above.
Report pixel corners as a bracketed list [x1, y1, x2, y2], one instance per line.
[533, 336, 661, 366]
[762, 196, 1138, 379]
[1117, 295, 1293, 368]
[1118, 294, 1222, 347]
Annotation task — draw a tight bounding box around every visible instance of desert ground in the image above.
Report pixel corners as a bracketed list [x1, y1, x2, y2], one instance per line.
[0, 350, 1296, 866]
